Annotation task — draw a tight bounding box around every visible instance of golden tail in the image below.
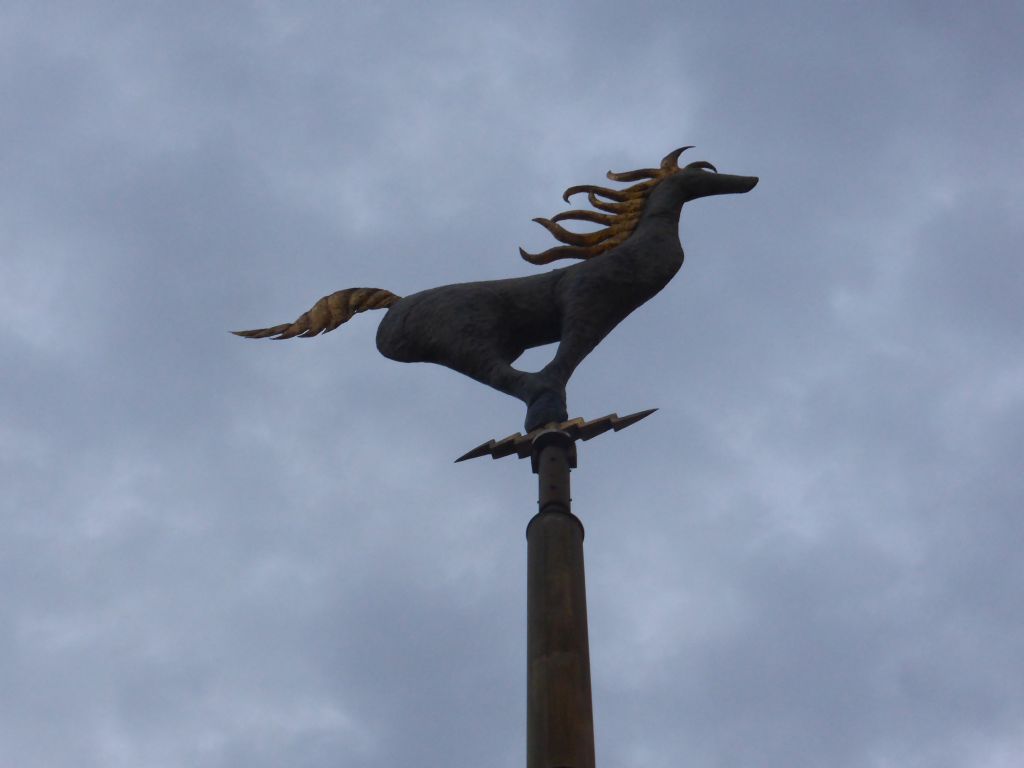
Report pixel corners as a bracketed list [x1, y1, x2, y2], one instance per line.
[233, 287, 401, 339]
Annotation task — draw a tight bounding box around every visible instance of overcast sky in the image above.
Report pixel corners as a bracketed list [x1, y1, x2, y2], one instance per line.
[2, 1, 1022, 766]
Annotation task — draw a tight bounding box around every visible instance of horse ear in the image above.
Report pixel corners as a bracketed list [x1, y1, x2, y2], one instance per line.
[661, 146, 693, 170]
[684, 160, 718, 173]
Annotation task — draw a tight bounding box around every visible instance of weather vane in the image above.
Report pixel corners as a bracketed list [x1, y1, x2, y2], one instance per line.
[234, 146, 757, 434]
[235, 147, 756, 768]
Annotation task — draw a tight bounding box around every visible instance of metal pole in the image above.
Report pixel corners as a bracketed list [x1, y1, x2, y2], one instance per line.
[527, 429, 595, 768]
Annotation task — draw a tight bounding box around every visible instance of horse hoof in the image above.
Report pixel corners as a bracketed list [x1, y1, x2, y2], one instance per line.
[525, 390, 568, 432]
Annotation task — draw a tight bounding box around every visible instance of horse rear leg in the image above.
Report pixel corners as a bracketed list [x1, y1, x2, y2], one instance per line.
[466, 358, 568, 432]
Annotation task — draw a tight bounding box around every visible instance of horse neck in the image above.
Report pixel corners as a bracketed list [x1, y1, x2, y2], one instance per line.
[634, 180, 686, 238]
[617, 192, 686, 282]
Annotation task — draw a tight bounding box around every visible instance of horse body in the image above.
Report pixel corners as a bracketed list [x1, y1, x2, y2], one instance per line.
[376, 269, 565, 368]
[375, 252, 651, 421]
[235, 149, 757, 431]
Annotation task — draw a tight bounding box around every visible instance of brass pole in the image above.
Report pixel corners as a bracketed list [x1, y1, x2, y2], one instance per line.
[526, 429, 595, 768]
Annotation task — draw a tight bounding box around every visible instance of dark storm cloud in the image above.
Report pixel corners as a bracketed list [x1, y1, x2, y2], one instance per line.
[1, 1, 1021, 767]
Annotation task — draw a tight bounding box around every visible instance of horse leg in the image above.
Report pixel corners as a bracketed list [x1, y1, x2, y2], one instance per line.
[463, 355, 569, 432]
[477, 360, 536, 404]
[523, 324, 611, 430]
[521, 353, 575, 431]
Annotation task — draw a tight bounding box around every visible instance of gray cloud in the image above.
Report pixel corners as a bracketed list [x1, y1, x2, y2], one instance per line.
[2, 1, 1021, 766]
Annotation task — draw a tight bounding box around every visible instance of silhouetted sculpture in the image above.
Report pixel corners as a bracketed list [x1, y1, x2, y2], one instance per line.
[235, 147, 757, 430]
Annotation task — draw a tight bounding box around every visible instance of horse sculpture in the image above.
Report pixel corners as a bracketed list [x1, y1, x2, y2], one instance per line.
[235, 147, 757, 431]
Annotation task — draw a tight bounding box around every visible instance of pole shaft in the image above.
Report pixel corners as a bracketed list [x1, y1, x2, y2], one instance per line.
[527, 432, 595, 768]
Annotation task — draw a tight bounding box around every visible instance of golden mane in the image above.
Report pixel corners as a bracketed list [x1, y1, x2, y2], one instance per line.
[520, 146, 696, 265]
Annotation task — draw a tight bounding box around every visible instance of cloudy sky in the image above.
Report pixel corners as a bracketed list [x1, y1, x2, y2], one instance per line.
[2, 1, 1022, 766]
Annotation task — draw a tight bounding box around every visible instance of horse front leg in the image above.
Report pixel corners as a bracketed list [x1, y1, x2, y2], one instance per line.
[524, 317, 615, 430]
[520, 348, 578, 431]
[480, 361, 568, 432]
